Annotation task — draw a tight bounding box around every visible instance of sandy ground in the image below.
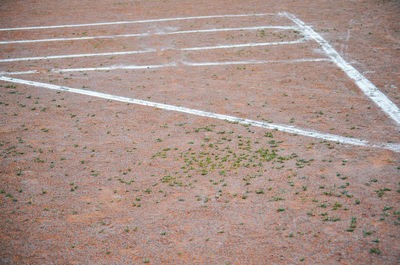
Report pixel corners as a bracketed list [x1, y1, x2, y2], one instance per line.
[0, 0, 399, 264]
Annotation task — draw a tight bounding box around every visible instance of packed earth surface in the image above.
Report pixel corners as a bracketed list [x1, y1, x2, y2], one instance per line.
[0, 0, 399, 264]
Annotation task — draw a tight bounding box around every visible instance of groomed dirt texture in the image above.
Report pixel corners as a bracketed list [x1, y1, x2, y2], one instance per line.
[0, 0, 399, 264]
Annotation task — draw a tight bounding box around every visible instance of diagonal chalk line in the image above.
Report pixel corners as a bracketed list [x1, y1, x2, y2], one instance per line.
[0, 75, 398, 152]
[281, 12, 400, 126]
[0, 58, 331, 76]
[0, 38, 308, 63]
[0, 25, 298, 45]
[0, 13, 277, 31]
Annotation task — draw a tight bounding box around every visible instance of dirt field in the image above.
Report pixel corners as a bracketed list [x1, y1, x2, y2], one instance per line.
[0, 0, 399, 264]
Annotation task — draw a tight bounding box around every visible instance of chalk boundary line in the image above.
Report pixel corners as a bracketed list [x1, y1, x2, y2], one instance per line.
[0, 38, 308, 63]
[0, 13, 277, 31]
[280, 12, 400, 126]
[0, 12, 398, 126]
[0, 25, 297, 45]
[0, 12, 398, 150]
[0, 76, 398, 153]
[0, 58, 331, 76]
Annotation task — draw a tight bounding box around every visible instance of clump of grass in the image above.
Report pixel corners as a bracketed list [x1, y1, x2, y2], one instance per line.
[375, 188, 391, 197]
[255, 189, 264, 194]
[370, 248, 381, 255]
[346, 217, 357, 232]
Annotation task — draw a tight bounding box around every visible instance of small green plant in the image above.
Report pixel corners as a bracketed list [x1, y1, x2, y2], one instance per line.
[376, 188, 391, 197]
[346, 217, 357, 232]
[255, 189, 264, 194]
[363, 231, 373, 237]
[370, 248, 381, 255]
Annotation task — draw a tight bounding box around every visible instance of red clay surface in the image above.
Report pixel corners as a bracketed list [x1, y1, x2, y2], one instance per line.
[0, 0, 399, 264]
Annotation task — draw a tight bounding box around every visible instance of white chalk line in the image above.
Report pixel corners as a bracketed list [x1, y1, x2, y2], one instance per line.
[0, 13, 277, 31]
[0, 38, 308, 63]
[1, 70, 38, 75]
[0, 25, 298, 45]
[0, 75, 398, 152]
[281, 12, 400, 126]
[0, 58, 331, 75]
[0, 49, 157, 63]
[183, 58, 331, 67]
[181, 38, 307, 51]
[51, 63, 177, 73]
[0, 63, 175, 75]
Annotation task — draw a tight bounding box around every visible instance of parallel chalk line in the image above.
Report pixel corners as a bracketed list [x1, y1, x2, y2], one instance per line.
[0, 38, 308, 63]
[0, 25, 298, 45]
[182, 58, 330, 67]
[1, 70, 38, 75]
[0, 13, 276, 31]
[0, 76, 398, 153]
[0, 49, 156, 63]
[0, 58, 331, 75]
[51, 63, 176, 73]
[181, 38, 307, 51]
[281, 12, 400, 126]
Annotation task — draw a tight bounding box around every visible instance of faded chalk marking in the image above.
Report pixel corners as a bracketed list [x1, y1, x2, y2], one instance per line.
[0, 58, 331, 75]
[0, 13, 276, 31]
[0, 25, 298, 45]
[0, 70, 39, 75]
[281, 12, 400, 126]
[0, 33, 150, 45]
[180, 38, 307, 51]
[0, 39, 308, 63]
[0, 49, 157, 63]
[0, 75, 398, 152]
[51, 63, 176, 73]
[183, 58, 331, 66]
